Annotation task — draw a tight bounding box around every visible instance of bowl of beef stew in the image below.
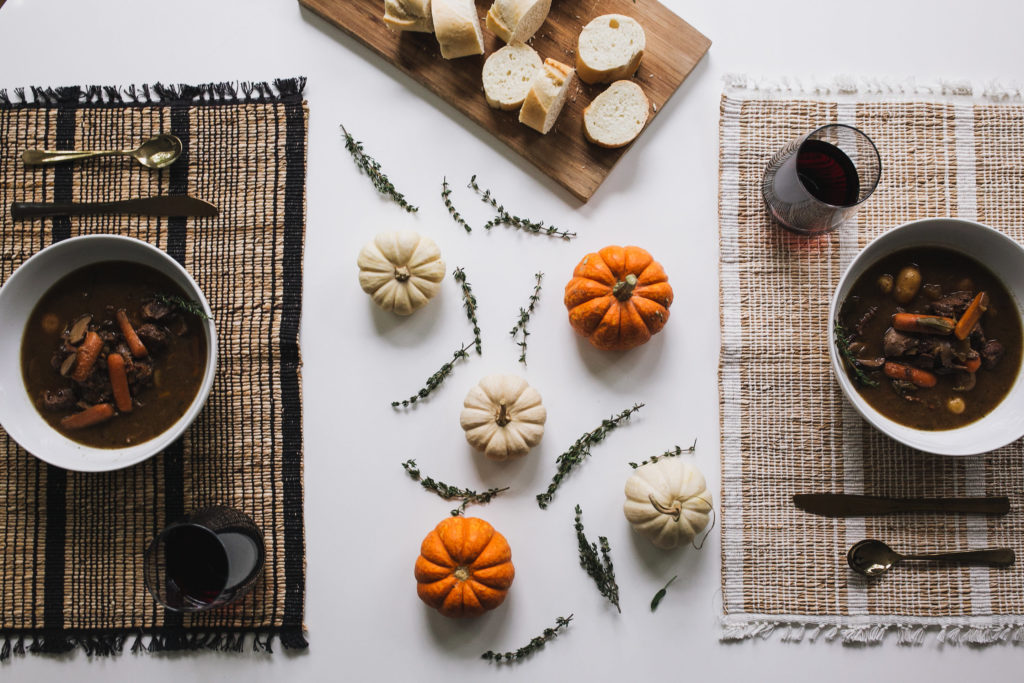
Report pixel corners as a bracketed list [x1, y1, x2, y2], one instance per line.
[0, 235, 217, 471]
[830, 218, 1024, 455]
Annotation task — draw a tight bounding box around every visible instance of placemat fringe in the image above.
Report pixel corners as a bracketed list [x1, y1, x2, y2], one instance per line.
[721, 617, 1024, 645]
[722, 73, 1023, 101]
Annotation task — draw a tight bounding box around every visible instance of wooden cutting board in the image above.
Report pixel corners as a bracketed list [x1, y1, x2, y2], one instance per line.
[299, 0, 710, 201]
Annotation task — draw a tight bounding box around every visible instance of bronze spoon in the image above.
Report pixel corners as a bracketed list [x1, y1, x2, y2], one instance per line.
[847, 539, 1015, 577]
[21, 133, 182, 169]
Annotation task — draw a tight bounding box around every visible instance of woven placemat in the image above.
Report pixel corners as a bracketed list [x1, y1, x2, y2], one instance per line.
[719, 79, 1024, 645]
[0, 78, 307, 656]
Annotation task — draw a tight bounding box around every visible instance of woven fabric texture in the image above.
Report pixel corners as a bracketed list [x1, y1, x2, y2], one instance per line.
[0, 79, 307, 656]
[719, 86, 1024, 645]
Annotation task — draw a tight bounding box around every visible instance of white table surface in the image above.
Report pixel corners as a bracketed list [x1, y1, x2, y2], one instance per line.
[2, 0, 1023, 679]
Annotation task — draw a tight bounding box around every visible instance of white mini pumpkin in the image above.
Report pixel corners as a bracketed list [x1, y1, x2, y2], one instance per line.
[357, 230, 445, 315]
[460, 374, 546, 461]
[623, 458, 712, 549]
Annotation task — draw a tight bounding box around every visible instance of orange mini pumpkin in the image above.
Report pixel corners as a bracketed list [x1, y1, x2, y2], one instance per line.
[414, 517, 515, 618]
[564, 245, 673, 351]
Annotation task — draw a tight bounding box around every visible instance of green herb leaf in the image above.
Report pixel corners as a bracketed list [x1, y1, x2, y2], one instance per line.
[402, 459, 508, 515]
[341, 124, 418, 213]
[834, 321, 879, 388]
[442, 177, 472, 233]
[468, 175, 576, 240]
[510, 272, 543, 365]
[392, 342, 471, 408]
[153, 293, 211, 321]
[574, 505, 620, 612]
[628, 439, 697, 469]
[482, 615, 573, 663]
[650, 575, 677, 612]
[453, 267, 482, 354]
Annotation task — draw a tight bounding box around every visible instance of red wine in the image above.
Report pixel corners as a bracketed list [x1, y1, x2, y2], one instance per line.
[796, 139, 860, 206]
[165, 525, 228, 605]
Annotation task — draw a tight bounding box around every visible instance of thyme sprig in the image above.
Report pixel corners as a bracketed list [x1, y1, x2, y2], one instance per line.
[628, 439, 697, 469]
[574, 505, 620, 612]
[834, 321, 879, 388]
[482, 615, 574, 663]
[537, 403, 644, 509]
[401, 459, 508, 516]
[391, 342, 471, 408]
[153, 293, 211, 321]
[468, 175, 576, 240]
[510, 272, 543, 365]
[453, 267, 482, 354]
[442, 177, 472, 233]
[341, 124, 418, 213]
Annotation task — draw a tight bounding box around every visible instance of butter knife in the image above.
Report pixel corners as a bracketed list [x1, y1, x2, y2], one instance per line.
[793, 493, 1010, 517]
[10, 196, 218, 220]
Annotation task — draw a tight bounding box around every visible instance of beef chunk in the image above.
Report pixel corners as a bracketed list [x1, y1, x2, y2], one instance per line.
[917, 337, 958, 368]
[883, 327, 919, 357]
[142, 300, 172, 321]
[981, 340, 1005, 370]
[135, 324, 169, 351]
[40, 388, 77, 412]
[130, 358, 154, 386]
[928, 291, 974, 318]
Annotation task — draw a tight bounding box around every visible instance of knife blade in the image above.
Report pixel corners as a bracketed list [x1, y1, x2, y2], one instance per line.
[793, 493, 1010, 517]
[10, 196, 218, 220]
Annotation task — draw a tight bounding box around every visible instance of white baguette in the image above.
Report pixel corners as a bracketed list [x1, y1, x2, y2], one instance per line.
[486, 0, 551, 44]
[518, 58, 575, 134]
[433, 0, 485, 59]
[576, 15, 645, 84]
[383, 0, 433, 33]
[583, 80, 650, 148]
[482, 43, 542, 110]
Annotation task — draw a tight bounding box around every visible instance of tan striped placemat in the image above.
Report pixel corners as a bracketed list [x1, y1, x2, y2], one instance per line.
[719, 78, 1024, 645]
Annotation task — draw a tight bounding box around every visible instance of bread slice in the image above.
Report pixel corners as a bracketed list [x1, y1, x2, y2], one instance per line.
[583, 80, 650, 148]
[482, 43, 543, 110]
[383, 0, 433, 32]
[433, 0, 484, 59]
[486, 0, 551, 44]
[576, 14, 646, 84]
[518, 58, 575, 134]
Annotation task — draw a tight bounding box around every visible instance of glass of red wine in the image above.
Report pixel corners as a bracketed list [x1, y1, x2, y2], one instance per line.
[144, 506, 265, 612]
[762, 124, 881, 235]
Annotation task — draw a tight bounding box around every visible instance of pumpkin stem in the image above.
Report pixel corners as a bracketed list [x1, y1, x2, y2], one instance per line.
[495, 400, 511, 427]
[612, 274, 638, 301]
[394, 265, 411, 282]
[454, 566, 470, 581]
[648, 494, 682, 521]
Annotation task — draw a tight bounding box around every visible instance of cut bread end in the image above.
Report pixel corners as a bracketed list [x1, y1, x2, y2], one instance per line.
[434, 0, 485, 59]
[519, 58, 575, 134]
[576, 14, 646, 84]
[383, 0, 434, 33]
[486, 0, 551, 44]
[583, 80, 650, 148]
[482, 43, 543, 110]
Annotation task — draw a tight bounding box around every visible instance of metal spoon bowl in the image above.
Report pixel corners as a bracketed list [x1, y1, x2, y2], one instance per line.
[847, 539, 1015, 577]
[21, 133, 183, 169]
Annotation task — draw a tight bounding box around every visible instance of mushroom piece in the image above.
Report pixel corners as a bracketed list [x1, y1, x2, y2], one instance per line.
[68, 314, 92, 345]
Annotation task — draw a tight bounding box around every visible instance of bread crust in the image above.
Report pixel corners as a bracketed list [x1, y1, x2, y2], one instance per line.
[433, 0, 484, 59]
[486, 0, 551, 44]
[519, 58, 575, 134]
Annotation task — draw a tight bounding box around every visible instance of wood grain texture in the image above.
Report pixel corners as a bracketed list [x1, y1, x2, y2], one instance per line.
[299, 0, 710, 201]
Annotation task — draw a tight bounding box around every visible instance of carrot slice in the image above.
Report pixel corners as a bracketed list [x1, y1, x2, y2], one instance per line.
[954, 292, 988, 340]
[884, 361, 938, 388]
[107, 353, 133, 413]
[60, 403, 115, 430]
[116, 309, 148, 358]
[70, 331, 103, 382]
[891, 313, 956, 336]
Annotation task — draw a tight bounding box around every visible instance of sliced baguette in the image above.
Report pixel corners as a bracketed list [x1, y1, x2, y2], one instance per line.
[576, 15, 646, 84]
[383, 0, 433, 32]
[482, 43, 543, 110]
[518, 58, 575, 134]
[583, 80, 650, 148]
[433, 0, 485, 59]
[486, 0, 551, 44]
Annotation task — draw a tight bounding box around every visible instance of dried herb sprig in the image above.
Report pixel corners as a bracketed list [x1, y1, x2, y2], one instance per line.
[834, 321, 879, 388]
[628, 439, 697, 469]
[453, 267, 482, 354]
[650, 576, 677, 612]
[341, 124, 418, 213]
[153, 293, 211, 321]
[574, 505, 620, 612]
[442, 177, 472, 233]
[482, 615, 574, 663]
[392, 342, 471, 408]
[510, 272, 543, 365]
[468, 175, 576, 240]
[402, 459, 508, 516]
[537, 403, 644, 509]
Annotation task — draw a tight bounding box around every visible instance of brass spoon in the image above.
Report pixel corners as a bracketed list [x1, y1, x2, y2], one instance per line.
[21, 133, 182, 169]
[847, 539, 1015, 577]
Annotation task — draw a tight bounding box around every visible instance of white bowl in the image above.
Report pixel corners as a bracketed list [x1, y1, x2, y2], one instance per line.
[0, 235, 217, 472]
[829, 218, 1024, 456]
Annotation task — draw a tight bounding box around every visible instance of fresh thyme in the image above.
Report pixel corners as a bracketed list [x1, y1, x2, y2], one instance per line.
[650, 576, 677, 612]
[401, 459, 508, 516]
[442, 177, 472, 233]
[834, 321, 879, 388]
[628, 439, 697, 469]
[482, 615, 574, 663]
[453, 267, 482, 354]
[510, 272, 543, 365]
[391, 342, 472, 408]
[341, 124, 418, 213]
[153, 293, 211, 321]
[574, 505, 621, 612]
[537, 403, 644, 509]
[468, 175, 576, 240]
